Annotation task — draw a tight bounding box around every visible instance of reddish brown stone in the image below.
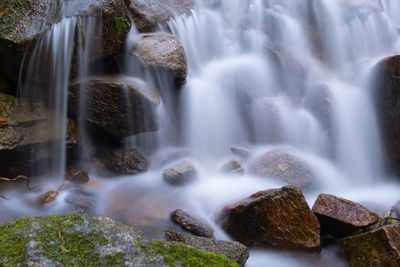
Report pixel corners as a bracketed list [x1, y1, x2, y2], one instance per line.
[312, 194, 381, 237]
[38, 190, 59, 205]
[222, 158, 244, 175]
[170, 209, 214, 238]
[342, 225, 400, 267]
[218, 186, 321, 252]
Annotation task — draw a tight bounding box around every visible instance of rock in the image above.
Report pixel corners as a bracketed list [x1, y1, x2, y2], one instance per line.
[69, 76, 160, 139]
[104, 149, 149, 175]
[0, 0, 131, 82]
[222, 158, 245, 175]
[312, 194, 381, 238]
[0, 93, 81, 177]
[0, 214, 237, 266]
[65, 168, 90, 184]
[65, 189, 96, 214]
[218, 186, 321, 252]
[249, 149, 314, 188]
[170, 209, 214, 238]
[373, 55, 400, 163]
[163, 161, 197, 186]
[231, 147, 251, 160]
[303, 83, 333, 132]
[124, 0, 194, 32]
[38, 190, 59, 205]
[165, 230, 249, 267]
[129, 32, 187, 85]
[342, 225, 400, 267]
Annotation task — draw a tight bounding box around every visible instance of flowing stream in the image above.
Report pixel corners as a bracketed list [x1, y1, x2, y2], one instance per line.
[2, 0, 400, 266]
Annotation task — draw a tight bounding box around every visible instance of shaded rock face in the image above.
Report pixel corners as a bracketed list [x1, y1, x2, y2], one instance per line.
[303, 83, 333, 132]
[0, 93, 81, 177]
[65, 168, 90, 184]
[170, 209, 214, 238]
[104, 149, 149, 175]
[0, 0, 130, 83]
[249, 149, 314, 188]
[231, 147, 251, 161]
[69, 76, 160, 139]
[163, 161, 197, 186]
[129, 32, 188, 85]
[219, 186, 321, 252]
[373, 55, 400, 163]
[222, 158, 245, 175]
[342, 225, 400, 267]
[165, 230, 249, 267]
[124, 0, 194, 32]
[0, 214, 237, 266]
[312, 194, 381, 238]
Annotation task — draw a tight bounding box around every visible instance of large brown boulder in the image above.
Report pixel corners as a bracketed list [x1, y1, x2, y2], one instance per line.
[69, 76, 160, 139]
[129, 32, 187, 85]
[312, 194, 381, 238]
[342, 225, 400, 267]
[249, 149, 314, 188]
[170, 209, 214, 238]
[373, 55, 400, 162]
[104, 148, 149, 175]
[0, 93, 81, 177]
[218, 186, 321, 252]
[124, 0, 194, 32]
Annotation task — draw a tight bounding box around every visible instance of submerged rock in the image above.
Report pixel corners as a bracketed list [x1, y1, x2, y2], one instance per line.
[38, 190, 59, 205]
[170, 209, 214, 238]
[0, 214, 237, 266]
[222, 158, 245, 176]
[249, 149, 314, 188]
[65, 168, 90, 184]
[129, 32, 188, 85]
[124, 0, 194, 32]
[218, 186, 321, 252]
[163, 161, 197, 186]
[69, 76, 160, 139]
[342, 225, 400, 267]
[165, 230, 249, 267]
[230, 147, 251, 160]
[373, 55, 400, 163]
[312, 194, 381, 238]
[104, 148, 149, 175]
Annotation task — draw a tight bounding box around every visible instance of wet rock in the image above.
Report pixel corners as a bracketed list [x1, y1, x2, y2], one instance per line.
[0, 214, 236, 266]
[163, 161, 197, 186]
[65, 188, 96, 214]
[170, 209, 214, 238]
[65, 168, 90, 184]
[69, 76, 160, 139]
[218, 186, 321, 252]
[129, 32, 188, 85]
[222, 158, 245, 175]
[0, 0, 130, 82]
[165, 230, 249, 267]
[0, 93, 81, 177]
[373, 55, 400, 163]
[231, 147, 251, 160]
[38, 190, 59, 205]
[104, 148, 149, 175]
[312, 194, 381, 238]
[342, 225, 400, 267]
[249, 149, 314, 188]
[303, 83, 333, 132]
[124, 0, 194, 33]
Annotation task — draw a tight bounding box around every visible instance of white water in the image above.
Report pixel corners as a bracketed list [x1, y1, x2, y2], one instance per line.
[3, 0, 400, 266]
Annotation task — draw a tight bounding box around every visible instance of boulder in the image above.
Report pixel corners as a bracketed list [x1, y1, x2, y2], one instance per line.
[0, 93, 81, 177]
[104, 148, 149, 175]
[249, 149, 314, 188]
[342, 225, 400, 267]
[170, 209, 214, 238]
[163, 161, 197, 186]
[124, 0, 194, 32]
[129, 32, 187, 84]
[218, 186, 321, 252]
[69, 76, 161, 139]
[0, 214, 237, 266]
[373, 55, 400, 162]
[312, 194, 381, 238]
[165, 230, 249, 267]
[0, 0, 131, 82]
[222, 158, 245, 175]
[65, 168, 90, 184]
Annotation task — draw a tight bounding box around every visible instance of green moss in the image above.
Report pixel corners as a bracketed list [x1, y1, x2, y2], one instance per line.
[146, 240, 239, 267]
[0, 0, 33, 36]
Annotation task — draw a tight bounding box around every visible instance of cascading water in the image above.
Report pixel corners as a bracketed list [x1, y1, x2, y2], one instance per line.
[2, 0, 400, 266]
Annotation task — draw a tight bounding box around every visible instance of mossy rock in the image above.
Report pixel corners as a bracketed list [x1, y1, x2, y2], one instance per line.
[0, 214, 238, 266]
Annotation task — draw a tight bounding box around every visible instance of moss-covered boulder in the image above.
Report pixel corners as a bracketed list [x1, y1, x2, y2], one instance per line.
[0, 214, 238, 267]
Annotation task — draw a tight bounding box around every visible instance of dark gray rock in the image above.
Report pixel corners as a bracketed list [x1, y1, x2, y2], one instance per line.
[65, 168, 90, 184]
[163, 161, 197, 186]
[170, 209, 214, 238]
[104, 148, 149, 175]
